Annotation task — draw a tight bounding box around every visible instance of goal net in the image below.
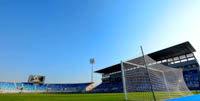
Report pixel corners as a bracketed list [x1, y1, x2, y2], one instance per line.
[121, 55, 192, 101]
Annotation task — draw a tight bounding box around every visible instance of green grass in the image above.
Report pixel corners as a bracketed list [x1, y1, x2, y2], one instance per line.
[126, 92, 193, 101]
[0, 93, 124, 101]
[0, 92, 197, 101]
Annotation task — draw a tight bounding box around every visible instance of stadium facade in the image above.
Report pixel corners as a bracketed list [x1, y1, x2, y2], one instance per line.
[93, 41, 200, 93]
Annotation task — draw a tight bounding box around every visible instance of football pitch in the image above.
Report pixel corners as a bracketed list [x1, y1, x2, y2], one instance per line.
[0, 93, 124, 101]
[0, 92, 198, 101]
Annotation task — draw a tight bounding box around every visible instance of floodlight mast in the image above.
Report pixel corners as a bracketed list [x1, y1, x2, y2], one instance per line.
[90, 58, 95, 82]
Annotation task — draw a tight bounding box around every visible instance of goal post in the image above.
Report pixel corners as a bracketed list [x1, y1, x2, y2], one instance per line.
[120, 56, 192, 101]
[121, 61, 127, 100]
[121, 61, 159, 101]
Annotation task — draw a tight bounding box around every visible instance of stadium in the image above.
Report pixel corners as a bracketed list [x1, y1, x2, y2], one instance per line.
[0, 41, 200, 101]
[93, 41, 200, 93]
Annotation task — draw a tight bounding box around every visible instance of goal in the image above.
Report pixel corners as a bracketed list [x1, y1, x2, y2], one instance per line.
[121, 55, 192, 101]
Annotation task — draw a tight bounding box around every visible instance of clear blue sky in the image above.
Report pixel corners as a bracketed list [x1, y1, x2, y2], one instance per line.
[0, 0, 200, 84]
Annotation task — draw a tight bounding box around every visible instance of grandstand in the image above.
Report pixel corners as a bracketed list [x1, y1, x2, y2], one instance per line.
[93, 41, 200, 93]
[0, 82, 93, 94]
[0, 75, 93, 94]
